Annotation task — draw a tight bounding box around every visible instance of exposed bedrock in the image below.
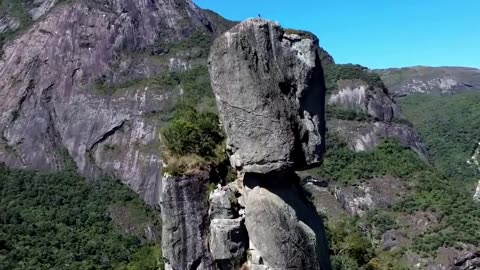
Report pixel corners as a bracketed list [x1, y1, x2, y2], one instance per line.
[208, 18, 331, 269]
[208, 18, 326, 174]
[327, 78, 429, 159]
[244, 172, 331, 270]
[328, 79, 401, 122]
[0, 0, 231, 206]
[160, 172, 214, 270]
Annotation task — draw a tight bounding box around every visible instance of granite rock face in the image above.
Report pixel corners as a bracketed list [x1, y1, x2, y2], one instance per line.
[0, 0, 231, 206]
[329, 119, 429, 160]
[208, 19, 326, 174]
[326, 75, 428, 159]
[243, 174, 331, 270]
[320, 51, 429, 159]
[209, 218, 247, 268]
[451, 251, 480, 270]
[208, 19, 330, 269]
[209, 185, 240, 219]
[333, 176, 409, 216]
[208, 182, 248, 269]
[328, 79, 401, 122]
[160, 172, 214, 270]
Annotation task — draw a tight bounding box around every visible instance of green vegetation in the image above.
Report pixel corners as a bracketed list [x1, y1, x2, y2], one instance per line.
[324, 63, 386, 94]
[123, 245, 163, 270]
[399, 92, 480, 180]
[309, 133, 424, 185]
[312, 131, 480, 268]
[93, 69, 184, 96]
[1, 0, 32, 27]
[394, 92, 480, 255]
[94, 66, 215, 111]
[162, 105, 223, 157]
[0, 0, 45, 43]
[167, 31, 213, 58]
[328, 218, 373, 269]
[173, 65, 216, 112]
[326, 108, 372, 122]
[365, 211, 399, 235]
[161, 105, 225, 175]
[397, 170, 480, 255]
[329, 217, 409, 270]
[365, 251, 410, 270]
[144, 30, 214, 59]
[284, 28, 317, 40]
[0, 167, 163, 270]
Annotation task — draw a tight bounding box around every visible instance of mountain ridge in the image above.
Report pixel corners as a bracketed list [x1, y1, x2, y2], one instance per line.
[374, 66, 480, 96]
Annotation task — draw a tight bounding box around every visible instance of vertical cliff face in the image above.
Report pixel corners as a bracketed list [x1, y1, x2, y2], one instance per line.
[160, 172, 214, 270]
[0, 0, 232, 206]
[207, 19, 331, 270]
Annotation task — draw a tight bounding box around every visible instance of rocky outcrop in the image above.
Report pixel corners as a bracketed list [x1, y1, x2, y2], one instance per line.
[451, 251, 480, 270]
[209, 184, 241, 219]
[375, 66, 480, 96]
[466, 142, 480, 201]
[244, 173, 331, 270]
[473, 181, 480, 202]
[303, 175, 410, 218]
[325, 66, 429, 159]
[160, 172, 214, 270]
[0, 0, 58, 35]
[208, 183, 248, 269]
[209, 218, 247, 269]
[301, 176, 348, 222]
[330, 119, 429, 159]
[328, 79, 401, 122]
[208, 18, 325, 174]
[0, 0, 232, 206]
[208, 19, 330, 269]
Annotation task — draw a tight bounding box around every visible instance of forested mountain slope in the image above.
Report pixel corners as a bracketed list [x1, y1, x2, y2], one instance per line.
[0, 166, 163, 269]
[399, 92, 480, 180]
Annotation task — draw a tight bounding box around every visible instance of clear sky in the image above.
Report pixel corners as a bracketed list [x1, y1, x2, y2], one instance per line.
[193, 0, 480, 69]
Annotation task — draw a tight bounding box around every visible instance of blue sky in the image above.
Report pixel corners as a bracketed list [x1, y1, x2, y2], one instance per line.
[193, 0, 480, 69]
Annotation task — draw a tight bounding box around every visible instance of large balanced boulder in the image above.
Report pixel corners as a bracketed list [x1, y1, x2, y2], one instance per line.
[208, 19, 326, 174]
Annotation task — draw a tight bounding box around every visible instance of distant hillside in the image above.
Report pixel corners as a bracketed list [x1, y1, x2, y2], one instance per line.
[399, 92, 480, 180]
[374, 66, 480, 96]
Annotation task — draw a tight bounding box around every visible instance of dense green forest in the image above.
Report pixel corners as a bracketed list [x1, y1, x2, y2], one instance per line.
[399, 92, 480, 181]
[0, 166, 163, 270]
